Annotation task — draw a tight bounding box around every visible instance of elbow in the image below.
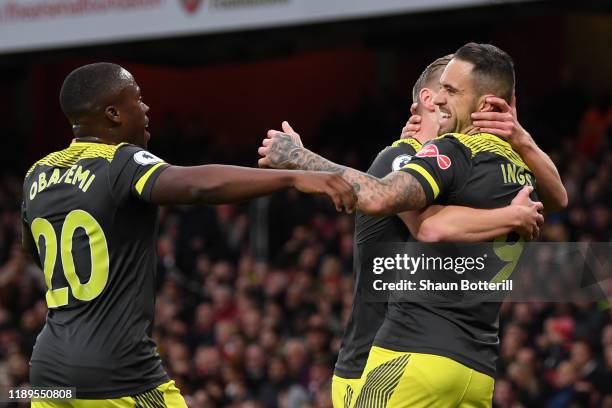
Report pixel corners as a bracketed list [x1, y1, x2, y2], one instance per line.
[416, 219, 446, 243]
[557, 190, 569, 211]
[546, 190, 569, 213]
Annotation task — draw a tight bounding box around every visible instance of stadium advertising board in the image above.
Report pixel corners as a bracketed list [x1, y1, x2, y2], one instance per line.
[0, 0, 532, 53]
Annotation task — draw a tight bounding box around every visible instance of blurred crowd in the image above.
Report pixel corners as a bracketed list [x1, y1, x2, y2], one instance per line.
[0, 89, 611, 408]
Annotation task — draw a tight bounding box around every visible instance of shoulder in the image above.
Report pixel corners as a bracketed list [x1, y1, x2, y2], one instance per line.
[24, 148, 72, 180]
[379, 138, 422, 163]
[419, 133, 473, 158]
[432, 133, 472, 149]
[25, 142, 132, 180]
[112, 144, 164, 166]
[390, 138, 422, 153]
[439, 133, 530, 169]
[369, 138, 422, 176]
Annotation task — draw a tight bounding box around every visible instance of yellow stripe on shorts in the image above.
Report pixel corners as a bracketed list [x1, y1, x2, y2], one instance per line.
[353, 353, 410, 408]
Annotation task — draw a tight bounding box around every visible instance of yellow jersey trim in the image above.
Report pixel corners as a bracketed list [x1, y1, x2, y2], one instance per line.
[443, 133, 531, 171]
[391, 138, 422, 152]
[26, 142, 126, 178]
[403, 163, 440, 199]
[135, 162, 165, 195]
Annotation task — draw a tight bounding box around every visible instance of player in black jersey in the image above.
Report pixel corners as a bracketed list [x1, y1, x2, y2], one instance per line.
[272, 57, 552, 408]
[259, 43, 567, 407]
[21, 63, 356, 407]
[270, 56, 552, 408]
[319, 56, 545, 408]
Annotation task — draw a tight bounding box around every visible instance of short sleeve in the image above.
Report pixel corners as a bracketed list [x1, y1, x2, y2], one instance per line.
[109, 144, 170, 203]
[400, 136, 471, 205]
[367, 139, 421, 178]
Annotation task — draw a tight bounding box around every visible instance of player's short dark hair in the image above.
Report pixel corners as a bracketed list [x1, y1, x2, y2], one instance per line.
[412, 54, 453, 104]
[454, 42, 515, 103]
[59, 62, 133, 120]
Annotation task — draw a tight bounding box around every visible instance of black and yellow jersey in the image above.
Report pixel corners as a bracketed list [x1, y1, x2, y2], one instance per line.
[334, 138, 421, 379]
[22, 140, 170, 398]
[373, 132, 537, 378]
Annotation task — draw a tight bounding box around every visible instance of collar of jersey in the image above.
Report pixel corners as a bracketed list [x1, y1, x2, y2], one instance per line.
[70, 140, 129, 149]
[441, 132, 516, 149]
[441, 132, 508, 143]
[471, 132, 512, 147]
[71, 139, 112, 145]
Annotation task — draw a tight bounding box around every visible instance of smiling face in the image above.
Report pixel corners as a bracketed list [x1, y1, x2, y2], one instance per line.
[433, 58, 479, 135]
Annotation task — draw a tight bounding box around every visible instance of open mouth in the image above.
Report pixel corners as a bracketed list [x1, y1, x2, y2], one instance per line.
[437, 110, 453, 132]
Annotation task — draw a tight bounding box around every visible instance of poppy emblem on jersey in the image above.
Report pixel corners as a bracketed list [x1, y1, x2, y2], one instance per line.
[180, 0, 202, 13]
[416, 144, 451, 169]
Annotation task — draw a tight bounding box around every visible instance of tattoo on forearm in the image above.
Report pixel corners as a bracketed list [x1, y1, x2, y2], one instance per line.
[267, 133, 427, 214]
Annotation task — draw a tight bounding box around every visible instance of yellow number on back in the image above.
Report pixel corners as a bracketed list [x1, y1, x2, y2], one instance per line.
[490, 234, 525, 284]
[61, 210, 109, 301]
[31, 218, 68, 307]
[31, 210, 109, 307]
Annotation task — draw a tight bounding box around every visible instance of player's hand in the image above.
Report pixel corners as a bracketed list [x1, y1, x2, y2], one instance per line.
[292, 171, 357, 213]
[400, 103, 421, 139]
[510, 186, 544, 241]
[471, 95, 534, 153]
[280, 121, 304, 148]
[258, 129, 302, 169]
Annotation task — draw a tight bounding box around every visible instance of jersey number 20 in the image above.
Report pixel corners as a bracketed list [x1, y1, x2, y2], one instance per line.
[31, 210, 109, 308]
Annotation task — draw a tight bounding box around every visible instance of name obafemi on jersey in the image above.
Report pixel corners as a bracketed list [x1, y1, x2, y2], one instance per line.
[22, 141, 170, 398]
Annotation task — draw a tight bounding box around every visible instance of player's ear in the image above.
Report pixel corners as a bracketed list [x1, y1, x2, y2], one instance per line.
[104, 106, 121, 124]
[476, 94, 497, 113]
[419, 88, 436, 112]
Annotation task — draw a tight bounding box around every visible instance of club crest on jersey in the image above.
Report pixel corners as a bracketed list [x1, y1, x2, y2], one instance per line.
[392, 155, 412, 171]
[416, 144, 451, 170]
[133, 151, 163, 166]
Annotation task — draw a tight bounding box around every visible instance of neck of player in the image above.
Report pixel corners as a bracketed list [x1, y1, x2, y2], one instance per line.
[72, 123, 120, 145]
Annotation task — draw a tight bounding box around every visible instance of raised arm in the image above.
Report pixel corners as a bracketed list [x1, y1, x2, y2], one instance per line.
[472, 96, 568, 212]
[150, 165, 357, 212]
[258, 131, 427, 215]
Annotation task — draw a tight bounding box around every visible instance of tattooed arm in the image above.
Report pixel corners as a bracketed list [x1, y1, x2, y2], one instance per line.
[258, 132, 427, 215]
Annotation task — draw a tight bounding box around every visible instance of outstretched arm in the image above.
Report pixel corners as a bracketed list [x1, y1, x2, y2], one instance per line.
[472, 96, 568, 212]
[258, 132, 427, 215]
[151, 165, 357, 212]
